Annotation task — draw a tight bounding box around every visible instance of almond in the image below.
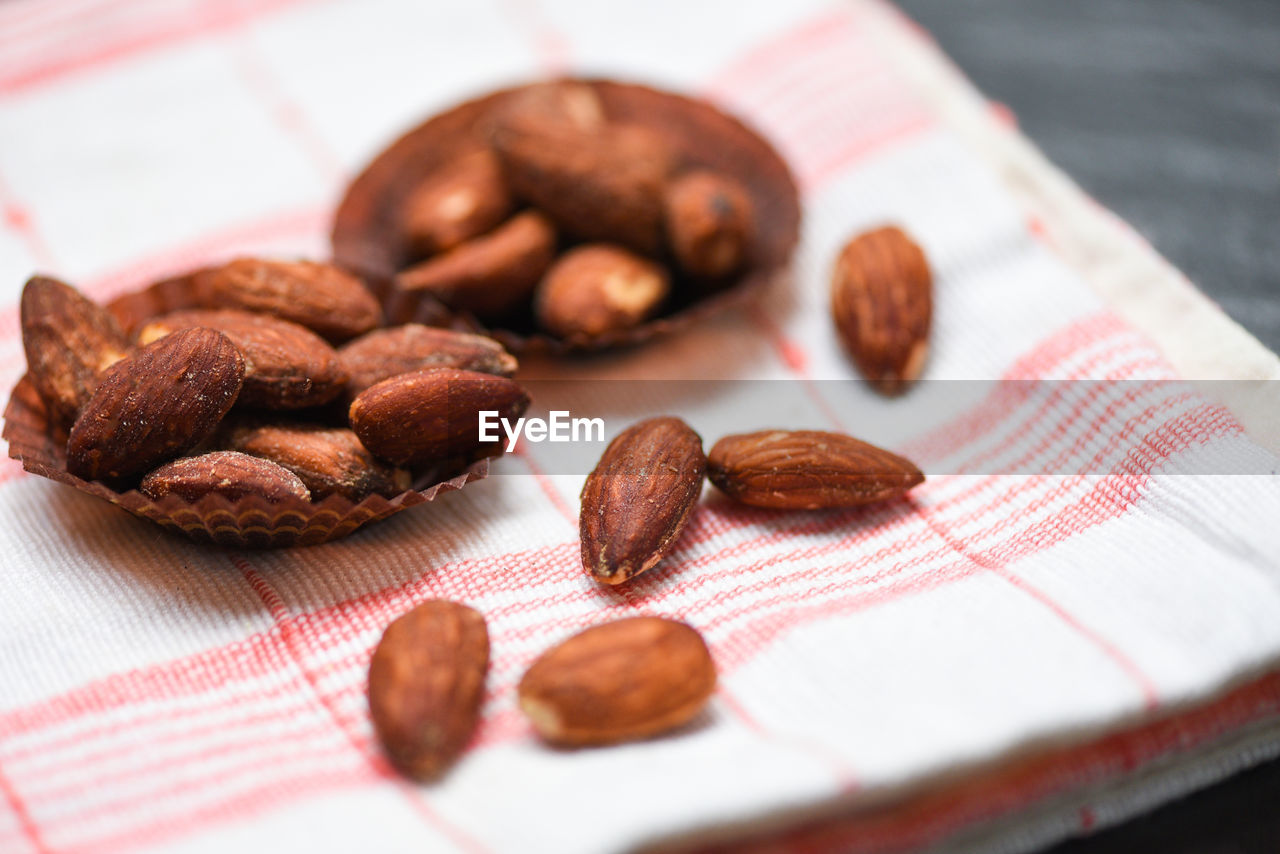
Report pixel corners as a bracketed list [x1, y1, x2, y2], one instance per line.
[368, 600, 489, 780]
[579, 416, 704, 584]
[138, 309, 347, 410]
[830, 225, 932, 394]
[348, 368, 530, 467]
[391, 211, 556, 322]
[663, 171, 754, 278]
[338, 324, 517, 402]
[518, 616, 716, 746]
[401, 149, 514, 257]
[20, 276, 131, 428]
[496, 80, 605, 133]
[140, 450, 310, 502]
[535, 245, 670, 339]
[66, 327, 245, 484]
[195, 258, 381, 342]
[707, 429, 923, 509]
[221, 420, 410, 501]
[491, 116, 674, 255]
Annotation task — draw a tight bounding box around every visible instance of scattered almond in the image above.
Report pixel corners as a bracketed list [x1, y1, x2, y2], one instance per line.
[579, 416, 705, 585]
[518, 616, 716, 746]
[830, 225, 932, 394]
[368, 600, 490, 780]
[707, 429, 924, 509]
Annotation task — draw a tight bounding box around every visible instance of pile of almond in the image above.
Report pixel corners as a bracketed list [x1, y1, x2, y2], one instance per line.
[18, 261, 528, 505]
[338, 79, 786, 348]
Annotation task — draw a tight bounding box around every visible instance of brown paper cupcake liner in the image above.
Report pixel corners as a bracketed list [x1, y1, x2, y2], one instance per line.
[5, 273, 495, 548]
[330, 78, 801, 355]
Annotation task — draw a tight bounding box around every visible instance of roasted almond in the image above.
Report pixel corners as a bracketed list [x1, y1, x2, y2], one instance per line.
[392, 211, 556, 321]
[348, 368, 530, 467]
[195, 258, 381, 342]
[221, 420, 410, 501]
[20, 275, 131, 428]
[140, 450, 310, 502]
[66, 327, 245, 484]
[518, 616, 716, 746]
[338, 324, 517, 403]
[535, 245, 670, 339]
[707, 429, 923, 509]
[495, 80, 605, 133]
[369, 600, 490, 780]
[138, 309, 347, 410]
[579, 416, 704, 584]
[663, 171, 754, 279]
[491, 117, 673, 255]
[401, 149, 514, 257]
[830, 225, 932, 394]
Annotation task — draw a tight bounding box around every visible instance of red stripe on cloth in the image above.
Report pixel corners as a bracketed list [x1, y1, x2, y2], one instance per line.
[511, 447, 577, 527]
[498, 0, 571, 75]
[0, 0, 315, 95]
[0, 171, 59, 270]
[0, 760, 48, 854]
[687, 669, 1280, 854]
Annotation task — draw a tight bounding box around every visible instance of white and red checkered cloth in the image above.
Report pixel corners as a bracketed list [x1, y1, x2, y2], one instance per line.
[3, 1, 1280, 852]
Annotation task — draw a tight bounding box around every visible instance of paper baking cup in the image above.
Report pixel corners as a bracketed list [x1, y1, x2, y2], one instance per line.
[331, 78, 801, 354]
[3, 274, 494, 548]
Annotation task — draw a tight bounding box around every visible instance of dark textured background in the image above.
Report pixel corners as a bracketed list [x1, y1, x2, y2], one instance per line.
[893, 2, 1280, 852]
[898, 0, 1280, 355]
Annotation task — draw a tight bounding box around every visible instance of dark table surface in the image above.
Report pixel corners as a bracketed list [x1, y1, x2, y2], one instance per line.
[894, 2, 1280, 852]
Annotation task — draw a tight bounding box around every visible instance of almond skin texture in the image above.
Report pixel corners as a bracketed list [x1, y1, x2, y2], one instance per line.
[20, 275, 131, 428]
[707, 429, 923, 510]
[496, 80, 605, 133]
[338, 325, 517, 402]
[66, 327, 245, 484]
[518, 616, 716, 746]
[535, 245, 670, 339]
[491, 116, 674, 255]
[138, 309, 347, 410]
[368, 600, 489, 780]
[195, 258, 381, 343]
[830, 225, 932, 395]
[221, 421, 410, 501]
[140, 451, 310, 503]
[348, 368, 531, 467]
[663, 171, 755, 279]
[579, 417, 705, 585]
[393, 211, 556, 321]
[401, 149, 514, 257]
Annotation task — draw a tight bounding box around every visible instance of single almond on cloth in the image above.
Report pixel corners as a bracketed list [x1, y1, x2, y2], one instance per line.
[20, 275, 131, 428]
[663, 171, 755, 279]
[368, 600, 490, 780]
[221, 420, 410, 501]
[401, 149, 514, 257]
[491, 115, 674, 255]
[348, 368, 530, 467]
[707, 429, 924, 510]
[138, 309, 347, 410]
[194, 257, 381, 343]
[579, 416, 705, 585]
[392, 211, 556, 322]
[139, 450, 311, 503]
[518, 616, 716, 746]
[66, 327, 245, 484]
[830, 225, 932, 394]
[339, 325, 517, 404]
[535, 244, 670, 338]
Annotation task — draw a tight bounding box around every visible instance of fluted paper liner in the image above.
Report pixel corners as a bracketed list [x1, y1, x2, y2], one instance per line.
[331, 78, 801, 354]
[3, 275, 493, 548]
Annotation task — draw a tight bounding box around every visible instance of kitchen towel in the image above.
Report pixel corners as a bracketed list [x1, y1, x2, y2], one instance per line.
[1, 1, 1279, 853]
